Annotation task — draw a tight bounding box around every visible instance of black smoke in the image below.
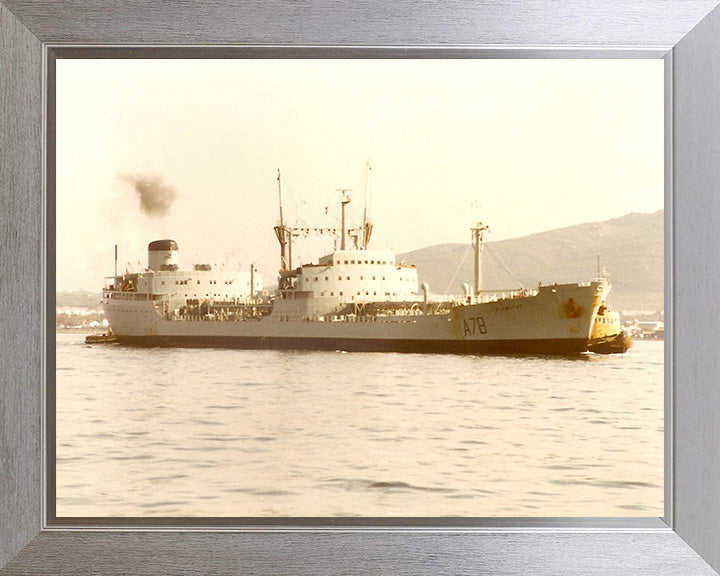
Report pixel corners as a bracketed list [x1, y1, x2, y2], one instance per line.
[121, 174, 177, 218]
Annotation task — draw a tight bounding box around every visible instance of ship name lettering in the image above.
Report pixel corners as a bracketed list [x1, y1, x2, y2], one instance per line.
[494, 303, 521, 312]
[463, 316, 487, 337]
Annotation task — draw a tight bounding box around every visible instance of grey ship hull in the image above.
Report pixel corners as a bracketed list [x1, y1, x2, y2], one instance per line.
[104, 281, 606, 355]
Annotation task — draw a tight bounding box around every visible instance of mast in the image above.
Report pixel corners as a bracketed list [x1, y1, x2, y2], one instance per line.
[274, 169, 289, 270]
[288, 231, 296, 270]
[471, 221, 489, 302]
[338, 189, 351, 251]
[250, 263, 255, 303]
[362, 160, 373, 249]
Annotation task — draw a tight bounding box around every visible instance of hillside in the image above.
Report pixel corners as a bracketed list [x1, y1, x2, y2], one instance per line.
[56, 290, 102, 309]
[397, 210, 664, 312]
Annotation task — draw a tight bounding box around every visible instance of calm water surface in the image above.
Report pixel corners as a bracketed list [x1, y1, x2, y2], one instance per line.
[55, 334, 663, 517]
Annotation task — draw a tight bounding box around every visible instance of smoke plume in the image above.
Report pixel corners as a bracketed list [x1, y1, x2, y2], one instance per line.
[121, 174, 178, 218]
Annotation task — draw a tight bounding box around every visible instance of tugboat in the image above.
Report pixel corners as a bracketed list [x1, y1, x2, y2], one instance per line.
[587, 297, 633, 354]
[84, 327, 118, 345]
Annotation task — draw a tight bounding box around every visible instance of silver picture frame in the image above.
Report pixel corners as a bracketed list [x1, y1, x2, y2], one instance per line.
[2, 1, 720, 574]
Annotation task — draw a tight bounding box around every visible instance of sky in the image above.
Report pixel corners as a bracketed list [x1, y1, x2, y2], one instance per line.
[56, 59, 664, 291]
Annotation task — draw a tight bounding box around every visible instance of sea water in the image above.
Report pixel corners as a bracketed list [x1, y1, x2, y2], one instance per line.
[55, 333, 663, 517]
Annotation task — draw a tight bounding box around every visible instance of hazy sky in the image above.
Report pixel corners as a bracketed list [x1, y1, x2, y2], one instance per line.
[56, 59, 663, 291]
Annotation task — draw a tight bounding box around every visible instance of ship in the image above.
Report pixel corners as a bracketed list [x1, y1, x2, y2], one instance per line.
[588, 302, 633, 354]
[102, 172, 612, 355]
[84, 328, 118, 345]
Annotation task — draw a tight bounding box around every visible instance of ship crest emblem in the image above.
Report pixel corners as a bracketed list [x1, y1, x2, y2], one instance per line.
[563, 298, 582, 318]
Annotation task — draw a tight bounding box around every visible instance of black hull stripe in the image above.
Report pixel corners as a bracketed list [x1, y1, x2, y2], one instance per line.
[116, 335, 589, 355]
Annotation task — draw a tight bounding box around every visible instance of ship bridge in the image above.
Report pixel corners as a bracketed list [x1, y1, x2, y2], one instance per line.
[295, 248, 419, 304]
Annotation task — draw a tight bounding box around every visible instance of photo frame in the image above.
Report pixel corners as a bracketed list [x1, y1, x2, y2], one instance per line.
[2, 1, 720, 574]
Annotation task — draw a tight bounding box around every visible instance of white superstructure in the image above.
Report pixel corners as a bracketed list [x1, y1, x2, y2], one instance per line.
[104, 239, 262, 334]
[289, 250, 417, 303]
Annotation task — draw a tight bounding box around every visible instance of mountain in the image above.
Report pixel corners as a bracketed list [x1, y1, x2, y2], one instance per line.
[56, 290, 103, 309]
[397, 210, 664, 312]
